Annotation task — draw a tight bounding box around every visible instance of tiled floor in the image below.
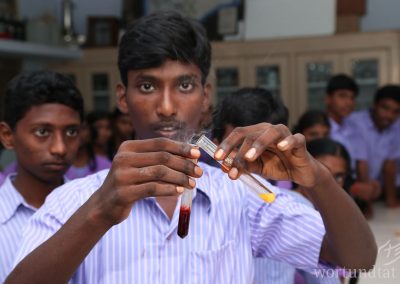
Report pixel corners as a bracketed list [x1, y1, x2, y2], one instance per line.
[358, 202, 400, 283]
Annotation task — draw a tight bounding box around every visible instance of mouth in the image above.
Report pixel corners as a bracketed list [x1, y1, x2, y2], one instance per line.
[155, 127, 179, 138]
[153, 123, 183, 139]
[44, 163, 69, 171]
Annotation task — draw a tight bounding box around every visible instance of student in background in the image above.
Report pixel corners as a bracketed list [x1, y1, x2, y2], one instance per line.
[107, 108, 135, 160]
[346, 85, 400, 207]
[324, 74, 380, 217]
[293, 110, 330, 142]
[324, 74, 364, 162]
[294, 109, 380, 218]
[65, 114, 111, 180]
[86, 110, 112, 159]
[0, 70, 83, 282]
[7, 12, 376, 284]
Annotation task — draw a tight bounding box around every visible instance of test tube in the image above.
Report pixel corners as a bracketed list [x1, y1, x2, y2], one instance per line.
[177, 187, 193, 238]
[177, 154, 198, 239]
[195, 134, 275, 203]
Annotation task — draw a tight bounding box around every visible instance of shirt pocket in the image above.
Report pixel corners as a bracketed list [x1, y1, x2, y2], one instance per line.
[189, 240, 239, 284]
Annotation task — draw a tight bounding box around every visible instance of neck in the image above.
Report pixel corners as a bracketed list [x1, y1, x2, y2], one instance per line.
[13, 168, 64, 209]
[328, 112, 343, 125]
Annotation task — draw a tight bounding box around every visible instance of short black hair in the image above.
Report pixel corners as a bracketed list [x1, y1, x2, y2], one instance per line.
[306, 137, 351, 172]
[3, 70, 84, 130]
[374, 85, 400, 105]
[326, 74, 358, 96]
[293, 110, 330, 134]
[213, 87, 288, 142]
[118, 11, 211, 86]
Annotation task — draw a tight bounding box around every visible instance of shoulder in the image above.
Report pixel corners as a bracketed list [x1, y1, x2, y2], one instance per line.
[41, 169, 109, 223]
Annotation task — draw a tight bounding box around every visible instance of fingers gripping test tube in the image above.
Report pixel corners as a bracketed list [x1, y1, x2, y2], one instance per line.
[195, 135, 276, 203]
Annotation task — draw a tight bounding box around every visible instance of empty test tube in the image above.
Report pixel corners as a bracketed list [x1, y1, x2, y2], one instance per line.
[195, 135, 276, 203]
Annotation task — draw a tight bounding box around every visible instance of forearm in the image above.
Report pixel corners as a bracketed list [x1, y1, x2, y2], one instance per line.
[356, 160, 370, 181]
[306, 164, 377, 270]
[5, 196, 111, 284]
[382, 160, 397, 204]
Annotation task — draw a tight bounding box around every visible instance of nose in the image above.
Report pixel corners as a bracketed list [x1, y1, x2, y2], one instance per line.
[50, 132, 67, 157]
[156, 88, 177, 118]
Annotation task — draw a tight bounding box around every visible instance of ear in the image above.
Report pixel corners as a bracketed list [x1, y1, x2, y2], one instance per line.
[116, 83, 129, 114]
[0, 122, 15, 150]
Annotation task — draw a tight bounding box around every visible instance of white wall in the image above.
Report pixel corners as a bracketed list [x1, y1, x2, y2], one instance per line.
[361, 0, 400, 32]
[18, 0, 122, 36]
[244, 0, 336, 40]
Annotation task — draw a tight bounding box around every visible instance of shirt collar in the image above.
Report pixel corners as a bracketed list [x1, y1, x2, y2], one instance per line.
[0, 174, 28, 224]
[0, 174, 68, 224]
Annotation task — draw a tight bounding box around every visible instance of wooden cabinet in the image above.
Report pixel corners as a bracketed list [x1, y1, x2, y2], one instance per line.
[48, 48, 119, 112]
[212, 31, 400, 126]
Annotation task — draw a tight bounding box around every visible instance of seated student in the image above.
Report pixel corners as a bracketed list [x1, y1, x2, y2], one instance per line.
[346, 85, 400, 207]
[107, 108, 135, 160]
[6, 12, 376, 284]
[294, 109, 380, 218]
[65, 114, 111, 180]
[0, 70, 83, 282]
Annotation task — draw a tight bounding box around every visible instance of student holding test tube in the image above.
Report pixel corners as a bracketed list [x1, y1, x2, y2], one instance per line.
[7, 11, 376, 284]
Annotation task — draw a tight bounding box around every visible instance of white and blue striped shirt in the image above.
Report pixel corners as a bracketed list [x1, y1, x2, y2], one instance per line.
[15, 163, 326, 283]
[0, 175, 36, 283]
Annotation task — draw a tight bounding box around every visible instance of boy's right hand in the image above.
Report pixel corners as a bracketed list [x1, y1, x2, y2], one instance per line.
[87, 138, 202, 227]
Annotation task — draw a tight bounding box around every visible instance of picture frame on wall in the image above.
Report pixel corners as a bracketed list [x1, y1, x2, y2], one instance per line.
[86, 16, 119, 47]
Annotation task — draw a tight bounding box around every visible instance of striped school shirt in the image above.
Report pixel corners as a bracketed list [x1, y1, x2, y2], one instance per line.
[15, 162, 326, 283]
[0, 175, 36, 283]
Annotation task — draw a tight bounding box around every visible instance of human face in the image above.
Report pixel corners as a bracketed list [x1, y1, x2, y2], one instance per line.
[317, 155, 347, 187]
[302, 124, 330, 142]
[115, 114, 134, 139]
[372, 98, 400, 130]
[6, 104, 81, 183]
[325, 89, 356, 122]
[93, 118, 112, 146]
[117, 60, 210, 140]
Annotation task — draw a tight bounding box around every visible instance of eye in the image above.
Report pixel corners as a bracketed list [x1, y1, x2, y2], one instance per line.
[139, 82, 155, 93]
[66, 128, 79, 137]
[34, 128, 49, 137]
[179, 81, 194, 92]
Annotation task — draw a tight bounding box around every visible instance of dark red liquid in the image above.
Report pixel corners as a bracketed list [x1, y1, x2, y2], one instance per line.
[177, 206, 191, 238]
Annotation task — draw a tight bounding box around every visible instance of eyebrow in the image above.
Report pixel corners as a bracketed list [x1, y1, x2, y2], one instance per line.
[134, 74, 200, 83]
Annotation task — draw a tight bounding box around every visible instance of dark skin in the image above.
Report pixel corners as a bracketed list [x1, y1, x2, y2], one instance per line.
[6, 61, 377, 283]
[0, 104, 81, 208]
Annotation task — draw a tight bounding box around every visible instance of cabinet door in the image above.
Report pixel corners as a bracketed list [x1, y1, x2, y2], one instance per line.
[84, 67, 119, 111]
[247, 56, 289, 105]
[211, 58, 247, 104]
[296, 54, 341, 120]
[343, 50, 389, 110]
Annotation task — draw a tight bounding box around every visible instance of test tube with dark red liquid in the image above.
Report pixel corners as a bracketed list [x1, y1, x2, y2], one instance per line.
[177, 187, 193, 238]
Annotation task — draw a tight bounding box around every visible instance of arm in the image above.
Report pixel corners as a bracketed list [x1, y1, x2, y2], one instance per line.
[382, 159, 398, 207]
[215, 123, 377, 270]
[6, 138, 202, 284]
